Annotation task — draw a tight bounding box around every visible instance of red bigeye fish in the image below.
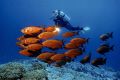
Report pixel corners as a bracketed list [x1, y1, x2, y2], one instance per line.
[62, 31, 79, 38]
[21, 25, 45, 35]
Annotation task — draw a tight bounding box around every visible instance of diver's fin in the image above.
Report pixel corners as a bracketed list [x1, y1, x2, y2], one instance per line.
[81, 30, 85, 33]
[83, 27, 90, 31]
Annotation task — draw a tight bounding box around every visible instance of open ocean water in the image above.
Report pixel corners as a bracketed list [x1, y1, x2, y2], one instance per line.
[0, 0, 120, 79]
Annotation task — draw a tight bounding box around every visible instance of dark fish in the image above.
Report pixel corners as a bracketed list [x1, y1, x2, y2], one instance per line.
[100, 43, 110, 47]
[100, 32, 113, 41]
[91, 58, 107, 67]
[80, 52, 91, 64]
[97, 45, 114, 55]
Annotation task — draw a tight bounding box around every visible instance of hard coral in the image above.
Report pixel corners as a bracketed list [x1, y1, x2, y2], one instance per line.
[0, 62, 25, 80]
[21, 69, 48, 80]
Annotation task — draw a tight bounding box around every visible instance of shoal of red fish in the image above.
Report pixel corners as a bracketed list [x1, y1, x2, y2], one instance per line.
[15, 25, 114, 68]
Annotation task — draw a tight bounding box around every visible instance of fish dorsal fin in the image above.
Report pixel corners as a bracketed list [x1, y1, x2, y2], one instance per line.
[89, 52, 91, 55]
[52, 39, 59, 41]
[106, 33, 109, 35]
[78, 37, 85, 39]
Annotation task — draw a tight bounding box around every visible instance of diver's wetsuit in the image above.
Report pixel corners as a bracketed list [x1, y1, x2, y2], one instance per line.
[53, 10, 83, 31]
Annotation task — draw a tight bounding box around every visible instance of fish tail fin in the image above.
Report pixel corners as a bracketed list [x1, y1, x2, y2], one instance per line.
[110, 45, 114, 51]
[82, 47, 86, 53]
[38, 38, 42, 42]
[53, 51, 57, 55]
[104, 58, 107, 64]
[54, 31, 59, 36]
[109, 32, 113, 38]
[40, 25, 45, 31]
[75, 31, 79, 35]
[60, 39, 64, 45]
[86, 38, 90, 44]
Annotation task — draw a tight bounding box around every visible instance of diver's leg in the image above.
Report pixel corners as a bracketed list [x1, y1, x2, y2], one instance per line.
[65, 23, 83, 30]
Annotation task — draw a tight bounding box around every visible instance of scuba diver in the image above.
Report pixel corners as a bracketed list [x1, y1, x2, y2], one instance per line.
[50, 10, 90, 31]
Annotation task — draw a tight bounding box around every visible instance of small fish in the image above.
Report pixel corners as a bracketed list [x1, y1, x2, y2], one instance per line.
[62, 31, 79, 38]
[63, 43, 78, 49]
[97, 45, 114, 55]
[50, 53, 66, 62]
[91, 58, 107, 67]
[70, 38, 90, 47]
[38, 31, 59, 39]
[45, 24, 59, 32]
[21, 38, 41, 44]
[100, 32, 113, 41]
[65, 48, 86, 58]
[21, 25, 45, 35]
[80, 52, 91, 64]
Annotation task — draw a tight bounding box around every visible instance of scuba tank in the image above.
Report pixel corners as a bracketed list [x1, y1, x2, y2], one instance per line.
[59, 11, 70, 21]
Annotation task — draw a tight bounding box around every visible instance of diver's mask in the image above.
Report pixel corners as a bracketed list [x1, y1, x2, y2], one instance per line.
[53, 10, 58, 17]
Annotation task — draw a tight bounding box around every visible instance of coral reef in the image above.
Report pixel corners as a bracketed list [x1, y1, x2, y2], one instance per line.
[0, 59, 120, 80]
[0, 62, 25, 79]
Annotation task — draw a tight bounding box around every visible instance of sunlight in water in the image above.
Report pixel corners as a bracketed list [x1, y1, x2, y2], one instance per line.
[54, 28, 60, 32]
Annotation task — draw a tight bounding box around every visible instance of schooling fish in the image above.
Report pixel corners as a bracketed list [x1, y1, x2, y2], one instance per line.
[25, 43, 43, 51]
[21, 37, 41, 44]
[50, 53, 66, 62]
[100, 32, 113, 41]
[37, 51, 57, 61]
[97, 45, 114, 55]
[70, 38, 90, 47]
[21, 25, 45, 35]
[80, 52, 91, 64]
[45, 24, 59, 32]
[62, 31, 79, 38]
[65, 48, 86, 58]
[38, 31, 59, 39]
[19, 49, 33, 56]
[17, 34, 38, 41]
[91, 58, 107, 67]
[63, 43, 78, 49]
[42, 39, 64, 49]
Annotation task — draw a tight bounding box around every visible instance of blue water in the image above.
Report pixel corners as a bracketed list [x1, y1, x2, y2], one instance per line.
[0, 0, 120, 71]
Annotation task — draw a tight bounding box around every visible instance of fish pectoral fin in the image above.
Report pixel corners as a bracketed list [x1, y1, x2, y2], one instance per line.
[56, 60, 60, 62]
[71, 55, 76, 58]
